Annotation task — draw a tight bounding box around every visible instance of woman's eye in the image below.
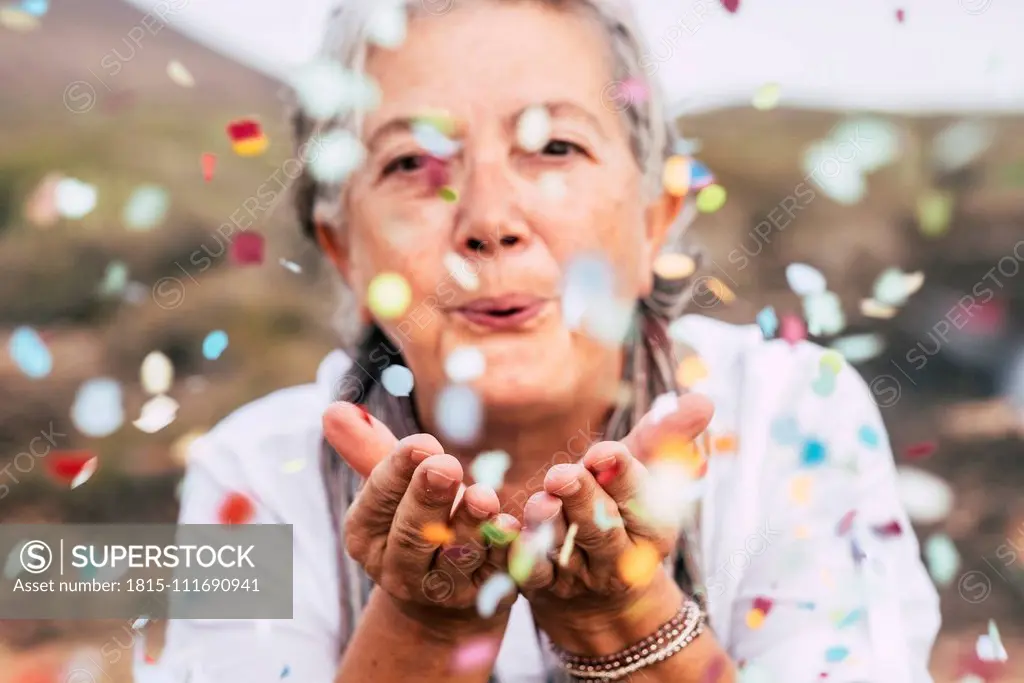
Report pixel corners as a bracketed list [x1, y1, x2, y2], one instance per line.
[541, 139, 585, 157]
[382, 154, 426, 176]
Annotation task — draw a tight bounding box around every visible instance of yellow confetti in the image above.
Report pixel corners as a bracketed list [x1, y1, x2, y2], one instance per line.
[752, 83, 782, 111]
[706, 277, 736, 303]
[696, 184, 727, 213]
[439, 186, 458, 202]
[675, 355, 709, 388]
[232, 137, 269, 157]
[618, 541, 660, 588]
[367, 272, 412, 319]
[790, 474, 812, 505]
[422, 522, 454, 546]
[819, 350, 844, 374]
[558, 523, 579, 567]
[860, 298, 897, 319]
[662, 156, 691, 196]
[281, 458, 307, 474]
[653, 252, 696, 280]
[916, 190, 953, 237]
[745, 608, 766, 629]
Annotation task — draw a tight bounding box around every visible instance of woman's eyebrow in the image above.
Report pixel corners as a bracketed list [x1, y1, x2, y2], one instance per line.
[364, 117, 418, 156]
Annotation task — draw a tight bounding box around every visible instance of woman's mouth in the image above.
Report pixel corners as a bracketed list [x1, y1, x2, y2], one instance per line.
[453, 294, 550, 331]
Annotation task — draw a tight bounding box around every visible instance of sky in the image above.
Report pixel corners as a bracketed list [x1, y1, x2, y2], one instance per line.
[121, 0, 1024, 115]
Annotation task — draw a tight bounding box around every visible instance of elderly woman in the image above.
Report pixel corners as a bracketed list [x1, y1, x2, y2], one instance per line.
[151, 0, 941, 681]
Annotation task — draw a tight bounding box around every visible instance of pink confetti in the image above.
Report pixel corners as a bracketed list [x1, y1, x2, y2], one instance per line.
[779, 314, 807, 345]
[904, 441, 937, 461]
[836, 509, 857, 536]
[721, 0, 740, 12]
[618, 78, 649, 105]
[201, 153, 216, 182]
[452, 636, 500, 673]
[231, 232, 264, 265]
[752, 596, 774, 615]
[871, 520, 903, 538]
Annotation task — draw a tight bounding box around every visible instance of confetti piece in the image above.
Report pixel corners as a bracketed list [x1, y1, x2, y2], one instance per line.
[0, 6, 39, 30]
[696, 184, 727, 213]
[141, 351, 173, 395]
[20, 0, 48, 16]
[444, 346, 485, 384]
[480, 521, 517, 547]
[98, 261, 129, 297]
[413, 121, 460, 158]
[227, 119, 268, 157]
[55, 177, 97, 219]
[830, 333, 885, 363]
[835, 608, 865, 629]
[290, 60, 380, 120]
[825, 646, 849, 663]
[872, 520, 903, 538]
[896, 466, 954, 524]
[452, 637, 500, 673]
[721, 0, 740, 12]
[770, 416, 800, 445]
[477, 573, 515, 618]
[859, 298, 897, 319]
[836, 509, 857, 536]
[801, 438, 827, 466]
[45, 450, 95, 485]
[662, 156, 691, 196]
[977, 620, 1008, 662]
[932, 120, 994, 173]
[873, 267, 918, 307]
[134, 395, 179, 434]
[916, 190, 953, 238]
[538, 171, 567, 200]
[123, 185, 169, 231]
[752, 596, 774, 615]
[562, 254, 616, 329]
[618, 540, 660, 588]
[516, 105, 550, 153]
[558, 523, 579, 567]
[367, 272, 412, 319]
[422, 522, 455, 546]
[819, 350, 844, 375]
[231, 232, 265, 265]
[278, 258, 302, 274]
[857, 425, 879, 448]
[443, 251, 479, 291]
[653, 252, 696, 280]
[355, 404, 373, 426]
[676, 355, 708, 388]
[689, 159, 714, 190]
[594, 498, 624, 531]
[71, 378, 124, 437]
[802, 140, 866, 205]
[436, 384, 482, 445]
[616, 77, 649, 105]
[713, 434, 737, 453]
[309, 129, 366, 183]
[280, 665, 290, 678]
[381, 364, 414, 397]
[779, 314, 807, 345]
[582, 297, 634, 346]
[470, 450, 510, 489]
[509, 542, 538, 584]
[896, 8, 905, 22]
[745, 608, 766, 629]
[366, 3, 407, 48]
[752, 83, 781, 111]
[756, 306, 778, 339]
[201, 153, 216, 181]
[924, 533, 960, 586]
[904, 441, 937, 461]
[9, 326, 52, 378]
[811, 370, 836, 397]
[166, 60, 194, 87]
[786, 263, 826, 296]
[281, 458, 306, 474]
[219, 492, 256, 524]
[202, 330, 229, 360]
[70, 456, 99, 489]
[803, 290, 845, 336]
[131, 616, 149, 630]
[440, 183, 458, 202]
[790, 474, 812, 504]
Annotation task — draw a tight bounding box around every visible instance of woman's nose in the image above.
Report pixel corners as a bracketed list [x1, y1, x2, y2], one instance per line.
[453, 159, 530, 259]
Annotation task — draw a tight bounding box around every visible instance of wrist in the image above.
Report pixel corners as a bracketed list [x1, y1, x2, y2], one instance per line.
[382, 590, 511, 645]
[537, 568, 685, 656]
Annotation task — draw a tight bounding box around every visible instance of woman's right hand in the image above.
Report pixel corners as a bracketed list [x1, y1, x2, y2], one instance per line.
[323, 402, 521, 634]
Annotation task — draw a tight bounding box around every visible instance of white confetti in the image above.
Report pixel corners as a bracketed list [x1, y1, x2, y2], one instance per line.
[281, 458, 307, 474]
[932, 120, 995, 172]
[802, 140, 866, 205]
[131, 616, 150, 631]
[134, 395, 179, 434]
[923, 533, 960, 587]
[802, 290, 845, 336]
[538, 172, 567, 201]
[436, 385, 482, 445]
[381, 364, 415, 397]
[830, 117, 901, 174]
[977, 620, 1008, 662]
[309, 129, 366, 183]
[444, 251, 479, 291]
[166, 60, 194, 87]
[470, 450, 511, 490]
[895, 466, 954, 525]
[290, 60, 380, 121]
[71, 378, 124, 437]
[582, 298, 634, 346]
[141, 351, 174, 395]
[647, 392, 679, 425]
[859, 298, 897, 319]
[123, 185, 170, 231]
[562, 253, 615, 329]
[445, 346, 486, 383]
[70, 456, 98, 489]
[558, 523, 579, 567]
[785, 263, 827, 296]
[516, 105, 550, 153]
[366, 2, 407, 49]
[279, 258, 302, 274]
[873, 268, 922, 308]
[55, 177, 97, 219]
[412, 121, 460, 158]
[476, 573, 515, 618]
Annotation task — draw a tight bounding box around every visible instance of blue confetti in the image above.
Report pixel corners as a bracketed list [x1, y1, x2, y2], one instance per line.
[796, 601, 817, 610]
[9, 326, 52, 378]
[20, 0, 47, 16]
[280, 665, 290, 678]
[825, 646, 849, 663]
[801, 438, 827, 466]
[202, 330, 229, 360]
[771, 416, 800, 446]
[850, 538, 867, 565]
[836, 608, 865, 629]
[756, 306, 778, 339]
[857, 425, 879, 448]
[811, 371, 836, 397]
[689, 159, 714, 189]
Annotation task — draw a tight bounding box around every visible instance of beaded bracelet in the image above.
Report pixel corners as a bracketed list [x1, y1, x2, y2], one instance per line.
[551, 600, 705, 681]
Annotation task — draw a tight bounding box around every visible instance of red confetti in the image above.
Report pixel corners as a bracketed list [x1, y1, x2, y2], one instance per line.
[871, 520, 903, 538]
[226, 118, 262, 142]
[903, 441, 937, 460]
[836, 509, 857, 536]
[201, 153, 216, 182]
[144, 654, 157, 664]
[45, 450, 95, 484]
[779, 314, 807, 346]
[218, 492, 255, 524]
[356, 404, 373, 426]
[896, 9, 905, 22]
[721, 0, 740, 12]
[230, 232, 264, 265]
[752, 596, 774, 615]
[595, 460, 623, 487]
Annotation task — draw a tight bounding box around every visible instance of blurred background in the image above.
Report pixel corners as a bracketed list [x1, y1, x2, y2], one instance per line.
[0, 0, 1022, 681]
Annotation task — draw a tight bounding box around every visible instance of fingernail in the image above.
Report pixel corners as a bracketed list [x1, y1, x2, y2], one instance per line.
[465, 501, 491, 519]
[355, 404, 373, 426]
[552, 478, 581, 496]
[411, 449, 434, 464]
[426, 469, 457, 492]
[589, 454, 618, 471]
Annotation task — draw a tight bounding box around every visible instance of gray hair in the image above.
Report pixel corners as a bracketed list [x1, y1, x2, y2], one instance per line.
[290, 0, 696, 346]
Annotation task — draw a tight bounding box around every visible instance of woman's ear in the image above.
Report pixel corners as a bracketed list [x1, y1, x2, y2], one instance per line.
[639, 191, 685, 293]
[316, 221, 350, 281]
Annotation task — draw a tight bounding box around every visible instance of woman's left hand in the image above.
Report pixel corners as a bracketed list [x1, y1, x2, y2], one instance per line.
[514, 393, 714, 644]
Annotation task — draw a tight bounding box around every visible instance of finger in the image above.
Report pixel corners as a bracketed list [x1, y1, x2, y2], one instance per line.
[345, 434, 444, 531]
[323, 401, 400, 477]
[583, 442, 672, 545]
[620, 393, 714, 464]
[385, 454, 464, 578]
[544, 463, 628, 560]
[482, 513, 521, 576]
[523, 492, 566, 547]
[510, 531, 554, 593]
[439, 484, 499, 576]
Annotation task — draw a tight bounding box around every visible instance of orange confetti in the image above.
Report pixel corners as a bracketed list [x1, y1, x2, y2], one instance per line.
[712, 434, 737, 453]
[618, 540, 660, 587]
[423, 522, 455, 546]
[676, 355, 709, 388]
[654, 436, 707, 478]
[745, 608, 766, 629]
[790, 474, 812, 505]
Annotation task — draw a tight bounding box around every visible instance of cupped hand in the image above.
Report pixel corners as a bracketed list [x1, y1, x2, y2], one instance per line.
[323, 402, 521, 630]
[513, 393, 714, 633]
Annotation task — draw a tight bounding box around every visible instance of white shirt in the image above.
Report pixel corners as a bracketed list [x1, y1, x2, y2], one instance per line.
[142, 315, 940, 682]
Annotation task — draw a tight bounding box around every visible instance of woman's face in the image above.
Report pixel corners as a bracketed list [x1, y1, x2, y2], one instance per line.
[326, 1, 678, 425]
